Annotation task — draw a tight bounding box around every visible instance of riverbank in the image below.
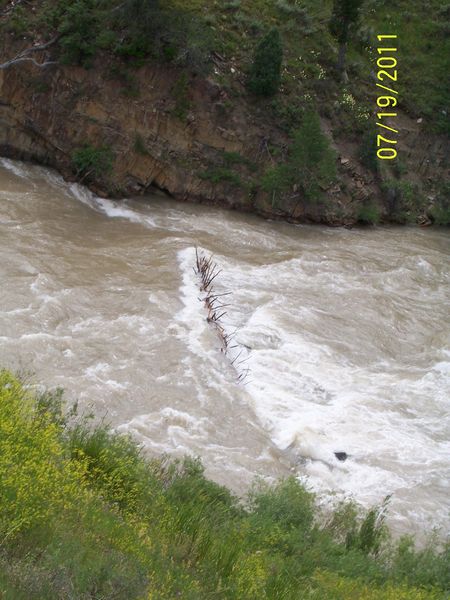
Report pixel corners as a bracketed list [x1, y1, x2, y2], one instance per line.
[0, 369, 449, 599]
[1, 1, 448, 227]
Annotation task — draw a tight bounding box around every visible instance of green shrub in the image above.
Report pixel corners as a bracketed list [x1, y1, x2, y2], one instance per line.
[275, 0, 313, 31]
[309, 571, 445, 600]
[381, 179, 422, 222]
[262, 164, 291, 207]
[4, 5, 29, 34]
[290, 111, 337, 200]
[233, 13, 264, 35]
[357, 201, 381, 224]
[271, 98, 305, 132]
[359, 127, 379, 173]
[248, 477, 315, 533]
[113, 0, 161, 61]
[72, 144, 114, 180]
[430, 182, 450, 225]
[222, 151, 257, 171]
[430, 204, 450, 225]
[391, 534, 450, 590]
[247, 28, 283, 97]
[58, 0, 100, 66]
[168, 11, 215, 74]
[134, 133, 149, 155]
[263, 110, 337, 206]
[345, 497, 390, 555]
[199, 167, 242, 187]
[171, 72, 191, 120]
[118, 0, 160, 31]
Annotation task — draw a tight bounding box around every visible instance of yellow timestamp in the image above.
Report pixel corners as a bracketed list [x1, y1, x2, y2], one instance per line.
[376, 34, 398, 160]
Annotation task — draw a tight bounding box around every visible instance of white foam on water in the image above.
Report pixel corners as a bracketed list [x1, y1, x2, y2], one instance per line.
[0, 158, 32, 179]
[214, 252, 450, 534]
[173, 245, 450, 524]
[118, 407, 212, 456]
[1, 161, 449, 537]
[68, 183, 157, 227]
[175, 246, 213, 358]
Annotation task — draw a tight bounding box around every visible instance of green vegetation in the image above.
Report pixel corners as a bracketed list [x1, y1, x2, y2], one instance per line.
[222, 151, 257, 171]
[359, 126, 379, 173]
[72, 144, 114, 181]
[357, 200, 381, 224]
[1, 370, 448, 599]
[263, 110, 337, 206]
[58, 0, 101, 67]
[199, 167, 243, 187]
[329, 0, 364, 79]
[199, 150, 257, 190]
[430, 182, 450, 225]
[134, 133, 150, 156]
[171, 72, 191, 121]
[361, 0, 450, 135]
[0, 0, 448, 222]
[247, 28, 283, 97]
[381, 179, 422, 224]
[1, 0, 448, 131]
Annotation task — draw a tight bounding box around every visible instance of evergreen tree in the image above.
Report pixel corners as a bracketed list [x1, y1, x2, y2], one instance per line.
[262, 111, 336, 207]
[329, 0, 364, 81]
[247, 28, 283, 97]
[290, 111, 337, 202]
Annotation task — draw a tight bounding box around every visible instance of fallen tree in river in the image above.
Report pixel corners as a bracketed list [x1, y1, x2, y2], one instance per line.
[194, 248, 250, 383]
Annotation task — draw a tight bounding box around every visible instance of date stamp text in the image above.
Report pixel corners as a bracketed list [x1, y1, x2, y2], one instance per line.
[376, 34, 398, 160]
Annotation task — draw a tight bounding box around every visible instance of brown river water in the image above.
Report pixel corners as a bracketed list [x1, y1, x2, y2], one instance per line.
[1, 158, 449, 540]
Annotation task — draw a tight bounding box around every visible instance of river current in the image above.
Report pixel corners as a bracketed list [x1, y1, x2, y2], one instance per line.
[1, 158, 449, 539]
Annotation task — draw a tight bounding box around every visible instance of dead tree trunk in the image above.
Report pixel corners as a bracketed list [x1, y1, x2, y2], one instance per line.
[193, 248, 250, 383]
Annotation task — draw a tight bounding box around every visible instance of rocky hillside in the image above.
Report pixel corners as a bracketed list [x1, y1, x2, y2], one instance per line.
[0, 0, 448, 225]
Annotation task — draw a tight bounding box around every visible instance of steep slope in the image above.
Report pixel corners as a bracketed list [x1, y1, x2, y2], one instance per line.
[0, 0, 448, 225]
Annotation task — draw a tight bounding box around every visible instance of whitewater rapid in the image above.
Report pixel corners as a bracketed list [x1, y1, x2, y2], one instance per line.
[1, 158, 449, 539]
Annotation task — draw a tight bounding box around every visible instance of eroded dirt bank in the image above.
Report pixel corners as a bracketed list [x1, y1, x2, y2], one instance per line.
[0, 45, 447, 226]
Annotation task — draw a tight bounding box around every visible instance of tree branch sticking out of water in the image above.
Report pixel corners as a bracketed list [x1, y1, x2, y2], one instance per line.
[194, 248, 250, 384]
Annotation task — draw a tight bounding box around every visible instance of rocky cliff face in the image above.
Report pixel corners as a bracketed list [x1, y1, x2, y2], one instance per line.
[1, 59, 265, 204]
[0, 44, 447, 226]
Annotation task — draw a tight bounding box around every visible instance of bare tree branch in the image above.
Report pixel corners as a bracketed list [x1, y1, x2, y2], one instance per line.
[0, 35, 61, 70]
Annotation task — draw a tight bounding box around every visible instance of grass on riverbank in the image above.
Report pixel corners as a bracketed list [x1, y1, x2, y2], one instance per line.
[0, 369, 449, 599]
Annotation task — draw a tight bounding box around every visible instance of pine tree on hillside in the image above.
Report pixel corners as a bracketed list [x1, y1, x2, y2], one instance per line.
[329, 0, 364, 82]
[247, 28, 283, 97]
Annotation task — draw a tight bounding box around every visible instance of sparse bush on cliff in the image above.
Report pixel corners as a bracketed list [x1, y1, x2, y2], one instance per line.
[133, 133, 149, 156]
[199, 167, 243, 187]
[381, 179, 423, 224]
[72, 144, 114, 181]
[199, 150, 257, 190]
[247, 28, 283, 97]
[357, 201, 381, 225]
[430, 182, 450, 225]
[359, 126, 379, 173]
[171, 72, 191, 121]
